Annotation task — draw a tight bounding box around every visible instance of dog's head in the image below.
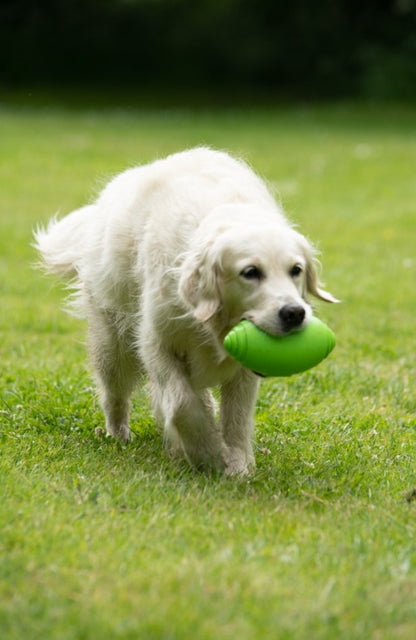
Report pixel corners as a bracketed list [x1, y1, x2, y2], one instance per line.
[179, 208, 338, 335]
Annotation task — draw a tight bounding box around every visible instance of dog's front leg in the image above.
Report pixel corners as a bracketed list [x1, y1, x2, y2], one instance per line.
[220, 368, 260, 476]
[144, 344, 225, 469]
[151, 373, 224, 470]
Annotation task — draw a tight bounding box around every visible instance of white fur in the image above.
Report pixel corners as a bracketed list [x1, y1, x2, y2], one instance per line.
[34, 148, 336, 475]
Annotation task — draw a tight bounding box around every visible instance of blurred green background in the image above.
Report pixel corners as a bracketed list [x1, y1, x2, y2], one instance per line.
[2, 0, 416, 102]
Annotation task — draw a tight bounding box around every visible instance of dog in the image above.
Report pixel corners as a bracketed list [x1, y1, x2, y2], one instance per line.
[35, 148, 337, 475]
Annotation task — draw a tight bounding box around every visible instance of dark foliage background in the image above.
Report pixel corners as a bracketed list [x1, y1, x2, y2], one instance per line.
[2, 0, 416, 98]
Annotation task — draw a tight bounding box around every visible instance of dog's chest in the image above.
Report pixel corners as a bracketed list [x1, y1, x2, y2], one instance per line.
[176, 338, 240, 389]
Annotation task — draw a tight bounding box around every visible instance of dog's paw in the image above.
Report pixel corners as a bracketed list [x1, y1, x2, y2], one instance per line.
[224, 447, 255, 477]
[225, 461, 249, 477]
[105, 422, 132, 443]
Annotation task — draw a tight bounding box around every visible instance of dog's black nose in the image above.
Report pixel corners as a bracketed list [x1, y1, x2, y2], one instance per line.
[279, 304, 306, 332]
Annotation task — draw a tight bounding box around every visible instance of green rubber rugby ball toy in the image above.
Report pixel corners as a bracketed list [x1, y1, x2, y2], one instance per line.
[223, 316, 336, 377]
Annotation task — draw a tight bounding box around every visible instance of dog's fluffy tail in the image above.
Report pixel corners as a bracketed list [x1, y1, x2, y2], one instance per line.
[33, 205, 95, 279]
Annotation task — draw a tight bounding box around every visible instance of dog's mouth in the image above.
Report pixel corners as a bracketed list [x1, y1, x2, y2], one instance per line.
[242, 307, 309, 337]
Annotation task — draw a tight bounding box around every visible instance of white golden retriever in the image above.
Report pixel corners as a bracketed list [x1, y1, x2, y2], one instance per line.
[35, 148, 337, 475]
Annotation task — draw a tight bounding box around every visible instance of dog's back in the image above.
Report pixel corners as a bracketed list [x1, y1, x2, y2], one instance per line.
[35, 147, 278, 311]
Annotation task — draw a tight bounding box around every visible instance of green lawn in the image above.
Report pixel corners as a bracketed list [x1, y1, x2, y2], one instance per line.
[1, 98, 416, 639]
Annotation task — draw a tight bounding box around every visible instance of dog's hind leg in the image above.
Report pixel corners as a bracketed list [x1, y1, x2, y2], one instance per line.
[87, 305, 142, 442]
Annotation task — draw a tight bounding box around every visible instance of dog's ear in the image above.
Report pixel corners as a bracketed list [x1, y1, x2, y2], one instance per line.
[306, 263, 339, 303]
[299, 235, 340, 304]
[179, 250, 222, 322]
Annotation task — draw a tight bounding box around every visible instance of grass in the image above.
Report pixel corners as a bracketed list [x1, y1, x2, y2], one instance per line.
[1, 96, 416, 639]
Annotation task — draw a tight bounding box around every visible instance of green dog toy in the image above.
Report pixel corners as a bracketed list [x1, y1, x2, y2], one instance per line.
[223, 316, 336, 377]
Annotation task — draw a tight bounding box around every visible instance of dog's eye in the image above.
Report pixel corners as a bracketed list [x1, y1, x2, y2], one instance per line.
[240, 265, 264, 280]
[289, 264, 303, 277]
